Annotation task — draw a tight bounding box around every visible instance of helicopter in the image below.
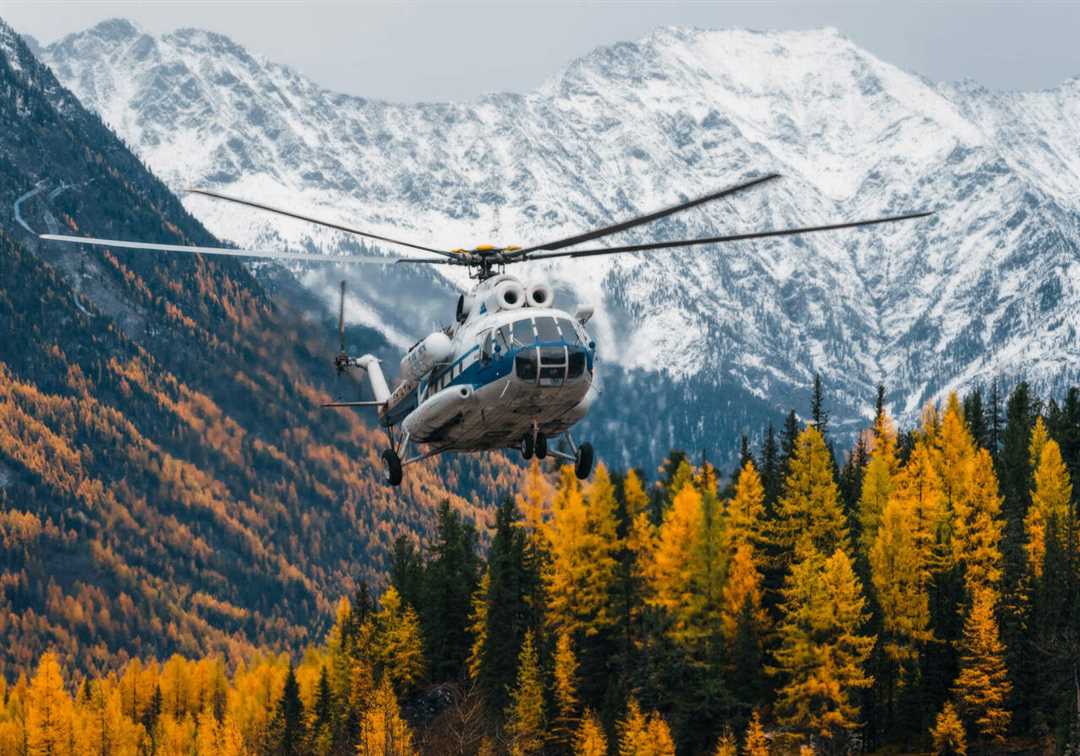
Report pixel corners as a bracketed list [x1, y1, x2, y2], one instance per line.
[41, 172, 932, 486]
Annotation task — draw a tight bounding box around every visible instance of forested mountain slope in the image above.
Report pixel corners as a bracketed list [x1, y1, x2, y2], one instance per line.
[0, 18, 520, 678]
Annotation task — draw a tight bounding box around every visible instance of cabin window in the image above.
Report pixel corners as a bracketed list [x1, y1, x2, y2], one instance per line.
[480, 329, 493, 362]
[567, 349, 587, 378]
[515, 349, 538, 381]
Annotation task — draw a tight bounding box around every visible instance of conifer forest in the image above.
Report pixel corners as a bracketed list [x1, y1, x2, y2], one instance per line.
[3, 380, 1079, 755]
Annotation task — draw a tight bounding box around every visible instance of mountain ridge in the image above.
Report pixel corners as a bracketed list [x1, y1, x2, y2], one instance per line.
[34, 18, 1080, 444]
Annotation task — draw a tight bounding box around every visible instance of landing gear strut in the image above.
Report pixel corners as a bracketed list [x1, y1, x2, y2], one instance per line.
[537, 431, 594, 480]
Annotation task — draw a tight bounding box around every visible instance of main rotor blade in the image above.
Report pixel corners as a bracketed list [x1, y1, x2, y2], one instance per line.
[185, 188, 454, 258]
[40, 234, 409, 264]
[512, 173, 781, 256]
[520, 210, 934, 261]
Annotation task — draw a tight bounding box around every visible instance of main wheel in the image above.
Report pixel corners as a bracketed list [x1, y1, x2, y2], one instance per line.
[574, 442, 594, 480]
[381, 449, 403, 487]
[534, 433, 548, 460]
[520, 434, 534, 460]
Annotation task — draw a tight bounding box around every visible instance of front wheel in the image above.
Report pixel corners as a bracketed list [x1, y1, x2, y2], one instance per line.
[382, 449, 403, 487]
[534, 433, 548, 460]
[520, 434, 534, 460]
[574, 442, 594, 480]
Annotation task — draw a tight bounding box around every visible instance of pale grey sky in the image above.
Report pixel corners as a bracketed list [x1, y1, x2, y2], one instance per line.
[5, 1, 1080, 102]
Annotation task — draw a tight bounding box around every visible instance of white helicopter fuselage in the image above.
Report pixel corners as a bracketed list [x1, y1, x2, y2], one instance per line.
[374, 274, 599, 453]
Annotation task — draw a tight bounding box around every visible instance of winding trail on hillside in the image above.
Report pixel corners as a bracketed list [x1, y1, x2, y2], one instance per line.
[13, 180, 47, 233]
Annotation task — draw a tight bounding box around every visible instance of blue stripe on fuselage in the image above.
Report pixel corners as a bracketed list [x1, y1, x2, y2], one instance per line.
[383, 340, 594, 427]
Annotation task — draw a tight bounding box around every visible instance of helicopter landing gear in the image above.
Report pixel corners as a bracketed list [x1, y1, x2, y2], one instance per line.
[534, 433, 548, 460]
[539, 431, 594, 480]
[574, 442, 594, 480]
[382, 448, 403, 487]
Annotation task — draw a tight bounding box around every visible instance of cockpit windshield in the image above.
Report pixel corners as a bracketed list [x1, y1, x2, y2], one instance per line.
[505, 316, 582, 346]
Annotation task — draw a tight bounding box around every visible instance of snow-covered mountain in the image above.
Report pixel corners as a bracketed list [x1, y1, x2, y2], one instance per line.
[38, 19, 1080, 447]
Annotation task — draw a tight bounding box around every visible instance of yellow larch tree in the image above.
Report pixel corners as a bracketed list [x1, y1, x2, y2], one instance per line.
[870, 495, 932, 667]
[553, 631, 581, 748]
[645, 712, 676, 756]
[519, 458, 553, 537]
[713, 726, 737, 756]
[76, 679, 144, 756]
[643, 483, 714, 647]
[1025, 438, 1073, 579]
[505, 630, 545, 756]
[952, 587, 1011, 742]
[373, 586, 425, 693]
[775, 426, 850, 566]
[0, 674, 29, 756]
[218, 713, 246, 756]
[858, 410, 898, 558]
[466, 568, 490, 681]
[1028, 416, 1050, 471]
[770, 548, 875, 744]
[952, 449, 1004, 594]
[545, 465, 619, 638]
[727, 461, 769, 554]
[888, 441, 949, 577]
[623, 467, 655, 573]
[156, 713, 197, 756]
[933, 395, 976, 519]
[574, 710, 608, 756]
[720, 542, 768, 645]
[743, 710, 769, 756]
[617, 698, 649, 756]
[356, 676, 417, 756]
[194, 704, 220, 755]
[27, 651, 75, 756]
[930, 702, 967, 756]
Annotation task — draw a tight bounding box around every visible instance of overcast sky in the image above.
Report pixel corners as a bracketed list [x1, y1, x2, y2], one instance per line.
[6, 1, 1080, 102]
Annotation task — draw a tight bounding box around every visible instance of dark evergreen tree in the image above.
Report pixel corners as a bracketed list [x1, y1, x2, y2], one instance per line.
[840, 434, 869, 531]
[997, 381, 1038, 731]
[477, 498, 542, 717]
[389, 535, 425, 612]
[963, 386, 990, 450]
[1047, 388, 1080, 490]
[739, 434, 754, 470]
[307, 665, 333, 753]
[875, 384, 887, 424]
[422, 501, 480, 682]
[142, 684, 162, 749]
[759, 423, 782, 511]
[267, 663, 306, 756]
[988, 379, 1005, 461]
[811, 372, 830, 439]
[780, 410, 800, 476]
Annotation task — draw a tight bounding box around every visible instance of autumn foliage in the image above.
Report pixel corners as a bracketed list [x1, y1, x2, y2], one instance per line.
[3, 380, 1080, 754]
